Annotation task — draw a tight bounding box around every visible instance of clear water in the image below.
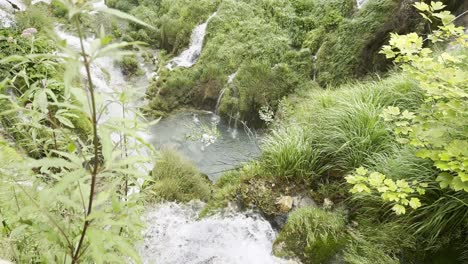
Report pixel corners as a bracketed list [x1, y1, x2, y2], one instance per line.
[149, 111, 261, 181]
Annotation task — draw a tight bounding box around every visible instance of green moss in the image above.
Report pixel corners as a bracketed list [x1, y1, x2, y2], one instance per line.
[303, 26, 326, 54]
[118, 55, 143, 77]
[199, 170, 242, 217]
[273, 207, 347, 263]
[143, 149, 212, 203]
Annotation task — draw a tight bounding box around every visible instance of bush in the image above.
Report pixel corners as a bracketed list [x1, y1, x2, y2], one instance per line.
[118, 55, 143, 77]
[143, 149, 212, 203]
[273, 207, 347, 263]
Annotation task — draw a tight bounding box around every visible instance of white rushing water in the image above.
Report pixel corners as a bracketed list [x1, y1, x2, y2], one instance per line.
[214, 71, 238, 114]
[166, 12, 217, 70]
[140, 202, 290, 264]
[13, 4, 284, 262]
[356, 0, 368, 9]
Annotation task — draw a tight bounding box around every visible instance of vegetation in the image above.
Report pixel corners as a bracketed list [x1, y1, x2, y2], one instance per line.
[1, 0, 467, 263]
[273, 207, 347, 263]
[0, 0, 154, 262]
[143, 149, 212, 203]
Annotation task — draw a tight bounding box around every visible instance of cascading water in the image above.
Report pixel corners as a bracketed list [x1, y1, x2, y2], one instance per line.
[12, 4, 285, 262]
[166, 12, 217, 70]
[356, 0, 368, 9]
[214, 71, 238, 115]
[140, 202, 290, 264]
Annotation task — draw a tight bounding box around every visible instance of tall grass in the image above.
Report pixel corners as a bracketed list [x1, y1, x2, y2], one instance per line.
[261, 126, 328, 184]
[265, 74, 423, 181]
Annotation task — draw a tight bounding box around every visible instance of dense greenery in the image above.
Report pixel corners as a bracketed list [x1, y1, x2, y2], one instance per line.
[0, 1, 154, 262]
[1, 0, 467, 263]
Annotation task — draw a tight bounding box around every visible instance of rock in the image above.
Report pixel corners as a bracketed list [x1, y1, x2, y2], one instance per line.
[292, 193, 317, 209]
[271, 213, 288, 229]
[276, 195, 293, 213]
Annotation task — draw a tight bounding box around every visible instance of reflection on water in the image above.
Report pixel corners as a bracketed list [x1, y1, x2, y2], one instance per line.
[149, 111, 261, 181]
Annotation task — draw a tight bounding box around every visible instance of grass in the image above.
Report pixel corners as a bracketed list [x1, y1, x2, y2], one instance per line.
[143, 149, 212, 203]
[273, 207, 346, 263]
[261, 125, 328, 184]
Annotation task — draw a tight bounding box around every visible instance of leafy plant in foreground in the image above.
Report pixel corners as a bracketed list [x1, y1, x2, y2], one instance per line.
[0, 0, 155, 262]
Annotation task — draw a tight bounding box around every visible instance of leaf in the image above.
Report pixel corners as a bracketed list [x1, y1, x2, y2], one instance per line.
[414, 2, 430, 12]
[96, 7, 155, 29]
[409, 198, 422, 209]
[430, 1, 446, 11]
[368, 172, 385, 186]
[392, 204, 406, 215]
[355, 167, 368, 176]
[436, 172, 453, 188]
[34, 89, 48, 113]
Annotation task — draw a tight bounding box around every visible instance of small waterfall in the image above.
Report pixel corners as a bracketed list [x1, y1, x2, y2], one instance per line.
[166, 12, 217, 70]
[215, 71, 237, 115]
[356, 0, 367, 9]
[140, 201, 288, 264]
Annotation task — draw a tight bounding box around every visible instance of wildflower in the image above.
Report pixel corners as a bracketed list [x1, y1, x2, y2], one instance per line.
[21, 27, 38, 38]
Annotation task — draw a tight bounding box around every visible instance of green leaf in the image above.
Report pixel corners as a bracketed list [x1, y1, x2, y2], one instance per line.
[430, 1, 446, 11]
[392, 204, 406, 215]
[96, 7, 155, 29]
[436, 172, 453, 188]
[355, 167, 368, 176]
[414, 2, 430, 12]
[409, 198, 422, 209]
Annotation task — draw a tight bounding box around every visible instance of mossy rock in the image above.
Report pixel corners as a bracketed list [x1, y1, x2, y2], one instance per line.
[143, 148, 212, 203]
[273, 207, 347, 264]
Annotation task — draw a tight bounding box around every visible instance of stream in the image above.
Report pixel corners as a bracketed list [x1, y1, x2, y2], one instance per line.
[49, 6, 283, 263]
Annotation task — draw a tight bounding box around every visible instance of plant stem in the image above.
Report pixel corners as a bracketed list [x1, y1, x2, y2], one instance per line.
[71, 16, 101, 264]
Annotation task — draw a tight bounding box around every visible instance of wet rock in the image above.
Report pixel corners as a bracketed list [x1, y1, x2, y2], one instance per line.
[292, 193, 317, 210]
[271, 213, 289, 230]
[276, 196, 293, 213]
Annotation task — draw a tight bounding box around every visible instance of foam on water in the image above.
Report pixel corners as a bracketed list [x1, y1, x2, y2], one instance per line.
[140, 202, 288, 264]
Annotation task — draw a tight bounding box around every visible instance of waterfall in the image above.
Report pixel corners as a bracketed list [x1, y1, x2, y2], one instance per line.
[166, 12, 217, 70]
[356, 0, 368, 9]
[140, 201, 289, 264]
[215, 71, 238, 114]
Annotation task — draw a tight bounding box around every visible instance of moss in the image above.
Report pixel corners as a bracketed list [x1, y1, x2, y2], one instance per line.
[69, 110, 93, 140]
[199, 170, 242, 217]
[118, 55, 144, 77]
[316, 0, 423, 85]
[143, 149, 212, 203]
[273, 207, 347, 263]
[0, 136, 23, 164]
[303, 26, 326, 54]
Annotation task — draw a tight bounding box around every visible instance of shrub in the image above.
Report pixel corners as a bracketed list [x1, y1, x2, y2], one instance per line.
[143, 149, 212, 203]
[273, 207, 347, 263]
[118, 55, 143, 77]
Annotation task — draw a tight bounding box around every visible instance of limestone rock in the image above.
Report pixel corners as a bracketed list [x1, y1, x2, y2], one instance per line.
[292, 194, 317, 209]
[276, 195, 293, 213]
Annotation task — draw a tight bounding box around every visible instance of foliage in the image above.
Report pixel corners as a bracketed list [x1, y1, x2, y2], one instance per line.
[143, 149, 212, 203]
[273, 207, 346, 263]
[346, 167, 426, 215]
[343, 220, 416, 264]
[261, 125, 327, 184]
[0, 1, 154, 262]
[380, 2, 468, 192]
[118, 54, 143, 77]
